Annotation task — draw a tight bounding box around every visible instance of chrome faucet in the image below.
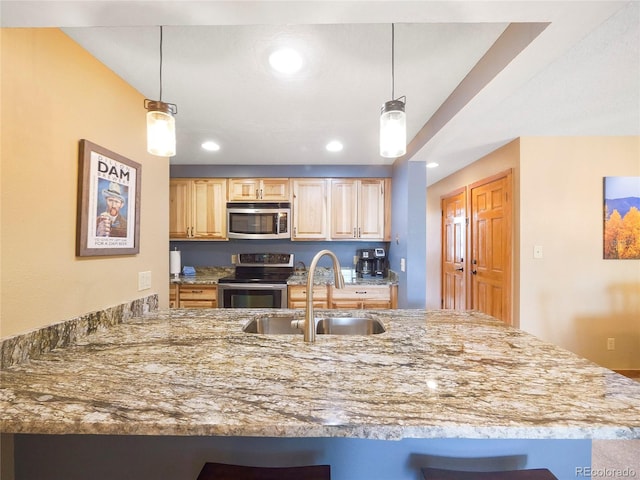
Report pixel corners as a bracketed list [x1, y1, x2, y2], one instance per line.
[304, 249, 345, 342]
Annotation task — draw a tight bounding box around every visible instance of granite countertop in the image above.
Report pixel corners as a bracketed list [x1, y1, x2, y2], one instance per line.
[170, 266, 397, 286]
[287, 268, 397, 286]
[1, 309, 639, 439]
[171, 267, 234, 284]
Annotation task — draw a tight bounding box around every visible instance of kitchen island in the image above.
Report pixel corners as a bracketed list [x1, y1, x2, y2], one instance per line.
[1, 308, 639, 479]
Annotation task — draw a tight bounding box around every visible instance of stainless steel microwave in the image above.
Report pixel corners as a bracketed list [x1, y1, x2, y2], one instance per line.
[226, 202, 291, 239]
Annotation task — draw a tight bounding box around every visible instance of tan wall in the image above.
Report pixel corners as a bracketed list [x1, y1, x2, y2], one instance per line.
[1, 28, 169, 339]
[519, 136, 639, 370]
[426, 136, 639, 370]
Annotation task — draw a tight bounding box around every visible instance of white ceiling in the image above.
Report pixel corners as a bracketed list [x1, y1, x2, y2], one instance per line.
[2, 1, 638, 185]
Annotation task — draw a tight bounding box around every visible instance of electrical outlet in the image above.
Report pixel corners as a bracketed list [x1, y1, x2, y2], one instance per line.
[138, 271, 151, 291]
[353, 255, 359, 266]
[533, 245, 543, 259]
[400, 258, 406, 272]
[607, 338, 615, 350]
[231, 254, 238, 265]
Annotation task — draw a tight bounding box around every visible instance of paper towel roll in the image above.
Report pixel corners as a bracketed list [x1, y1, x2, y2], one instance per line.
[170, 250, 181, 275]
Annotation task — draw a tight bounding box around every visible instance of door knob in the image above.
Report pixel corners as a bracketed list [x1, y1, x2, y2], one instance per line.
[455, 267, 464, 272]
[472, 270, 477, 275]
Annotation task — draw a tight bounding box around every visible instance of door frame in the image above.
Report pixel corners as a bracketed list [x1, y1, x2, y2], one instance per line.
[439, 169, 514, 324]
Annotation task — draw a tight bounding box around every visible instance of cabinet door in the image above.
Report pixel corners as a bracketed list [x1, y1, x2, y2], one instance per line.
[192, 179, 227, 239]
[358, 179, 385, 240]
[260, 179, 290, 201]
[288, 285, 328, 308]
[292, 179, 328, 240]
[169, 179, 192, 238]
[330, 179, 358, 239]
[228, 179, 261, 201]
[169, 283, 178, 308]
[228, 178, 290, 201]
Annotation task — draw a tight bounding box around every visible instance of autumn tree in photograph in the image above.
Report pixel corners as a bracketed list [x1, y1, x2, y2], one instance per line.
[604, 205, 640, 259]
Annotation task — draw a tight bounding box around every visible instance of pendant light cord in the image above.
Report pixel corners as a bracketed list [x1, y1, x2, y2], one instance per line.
[391, 23, 395, 101]
[159, 25, 164, 101]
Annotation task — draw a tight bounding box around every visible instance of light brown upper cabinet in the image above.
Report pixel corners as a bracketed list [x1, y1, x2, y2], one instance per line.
[330, 179, 388, 241]
[291, 179, 329, 240]
[169, 178, 227, 240]
[228, 178, 290, 202]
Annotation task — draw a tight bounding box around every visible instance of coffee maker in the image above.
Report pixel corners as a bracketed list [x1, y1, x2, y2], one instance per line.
[356, 248, 388, 278]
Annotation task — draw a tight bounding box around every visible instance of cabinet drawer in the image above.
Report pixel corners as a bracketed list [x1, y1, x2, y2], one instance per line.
[179, 299, 217, 308]
[288, 285, 328, 301]
[330, 285, 391, 301]
[179, 286, 218, 300]
[289, 300, 328, 309]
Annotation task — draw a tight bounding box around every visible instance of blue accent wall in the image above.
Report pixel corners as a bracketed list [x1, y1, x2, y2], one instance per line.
[170, 164, 393, 271]
[390, 158, 427, 308]
[171, 164, 393, 179]
[171, 239, 389, 271]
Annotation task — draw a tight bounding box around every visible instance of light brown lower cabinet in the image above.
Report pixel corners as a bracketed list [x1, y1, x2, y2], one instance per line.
[288, 285, 329, 309]
[288, 284, 397, 310]
[172, 284, 218, 308]
[171, 283, 397, 310]
[330, 284, 397, 309]
[169, 283, 178, 308]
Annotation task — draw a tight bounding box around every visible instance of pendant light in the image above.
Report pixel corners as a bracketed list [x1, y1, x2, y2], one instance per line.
[380, 24, 406, 158]
[144, 26, 177, 157]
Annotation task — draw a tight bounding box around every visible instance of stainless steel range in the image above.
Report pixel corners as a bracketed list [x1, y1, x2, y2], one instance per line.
[217, 253, 294, 308]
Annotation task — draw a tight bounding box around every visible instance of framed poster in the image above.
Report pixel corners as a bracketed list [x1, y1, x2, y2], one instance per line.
[603, 176, 640, 260]
[76, 139, 141, 256]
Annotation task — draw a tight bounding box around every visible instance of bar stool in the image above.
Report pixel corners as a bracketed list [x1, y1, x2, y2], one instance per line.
[196, 462, 331, 480]
[422, 467, 558, 479]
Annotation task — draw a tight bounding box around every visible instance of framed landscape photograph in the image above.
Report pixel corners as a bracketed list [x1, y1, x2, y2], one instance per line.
[603, 176, 640, 260]
[76, 139, 141, 256]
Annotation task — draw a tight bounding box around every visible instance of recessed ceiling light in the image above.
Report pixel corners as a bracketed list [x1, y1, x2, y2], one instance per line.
[201, 141, 220, 152]
[269, 48, 303, 74]
[326, 140, 343, 152]
[426, 162, 439, 169]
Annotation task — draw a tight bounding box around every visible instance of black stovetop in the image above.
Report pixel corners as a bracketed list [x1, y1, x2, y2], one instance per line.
[217, 253, 294, 285]
[218, 267, 293, 284]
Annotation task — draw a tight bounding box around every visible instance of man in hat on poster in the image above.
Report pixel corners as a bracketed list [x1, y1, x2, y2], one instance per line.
[96, 181, 128, 238]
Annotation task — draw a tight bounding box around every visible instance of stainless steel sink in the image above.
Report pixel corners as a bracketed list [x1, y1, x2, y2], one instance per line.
[242, 315, 386, 335]
[316, 317, 386, 335]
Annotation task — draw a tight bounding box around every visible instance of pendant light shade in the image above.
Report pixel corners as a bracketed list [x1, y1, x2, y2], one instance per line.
[145, 26, 177, 157]
[145, 100, 177, 156]
[380, 24, 406, 158]
[380, 98, 406, 158]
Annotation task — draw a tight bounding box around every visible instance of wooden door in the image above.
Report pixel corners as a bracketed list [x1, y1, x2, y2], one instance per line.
[358, 179, 385, 240]
[192, 179, 227, 239]
[330, 179, 358, 239]
[169, 179, 192, 238]
[470, 171, 512, 324]
[441, 189, 466, 310]
[260, 178, 290, 201]
[228, 178, 260, 201]
[292, 179, 328, 239]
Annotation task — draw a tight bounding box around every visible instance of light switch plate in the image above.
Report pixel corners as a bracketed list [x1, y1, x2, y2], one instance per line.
[138, 271, 152, 291]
